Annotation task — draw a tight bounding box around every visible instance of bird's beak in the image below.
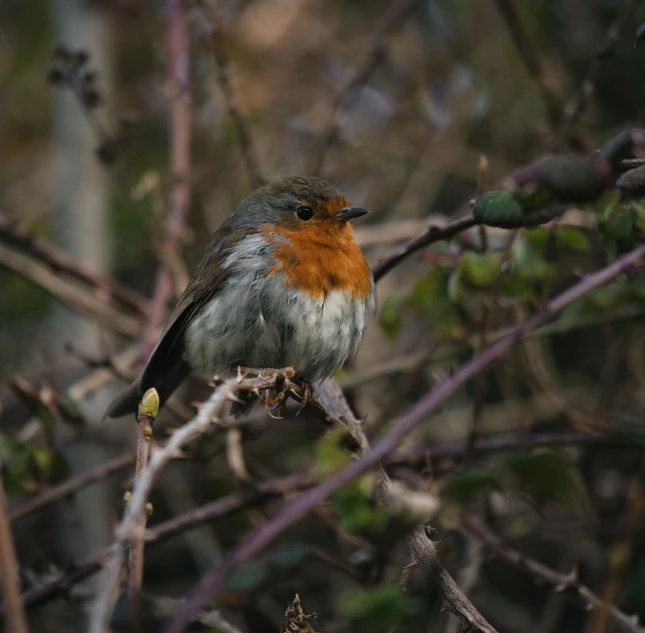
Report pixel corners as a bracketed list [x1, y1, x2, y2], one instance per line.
[338, 207, 369, 222]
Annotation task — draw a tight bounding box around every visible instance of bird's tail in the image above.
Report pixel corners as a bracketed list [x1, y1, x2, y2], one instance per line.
[105, 359, 191, 419]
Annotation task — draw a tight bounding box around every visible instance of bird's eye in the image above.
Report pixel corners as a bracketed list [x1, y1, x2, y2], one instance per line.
[295, 206, 314, 221]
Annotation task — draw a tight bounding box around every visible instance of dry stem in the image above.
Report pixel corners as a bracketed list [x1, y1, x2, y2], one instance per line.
[0, 475, 29, 633]
[127, 401, 155, 609]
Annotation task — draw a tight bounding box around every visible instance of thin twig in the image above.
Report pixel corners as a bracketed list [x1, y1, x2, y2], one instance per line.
[141, 0, 192, 364]
[164, 240, 645, 633]
[372, 215, 477, 282]
[309, 0, 418, 176]
[495, 0, 592, 151]
[466, 155, 491, 461]
[315, 380, 498, 633]
[562, 0, 638, 135]
[0, 212, 148, 318]
[88, 371, 304, 633]
[12, 472, 311, 613]
[0, 474, 29, 633]
[9, 452, 134, 523]
[146, 594, 245, 633]
[11, 429, 634, 613]
[194, 6, 263, 188]
[585, 466, 645, 633]
[0, 244, 142, 337]
[465, 515, 645, 633]
[127, 395, 156, 609]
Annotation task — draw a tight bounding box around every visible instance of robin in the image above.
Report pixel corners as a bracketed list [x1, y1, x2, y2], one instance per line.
[106, 176, 376, 418]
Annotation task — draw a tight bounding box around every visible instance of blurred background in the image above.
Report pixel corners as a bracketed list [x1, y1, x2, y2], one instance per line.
[2, 0, 645, 631]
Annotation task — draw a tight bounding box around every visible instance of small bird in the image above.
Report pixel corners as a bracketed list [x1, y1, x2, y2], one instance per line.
[106, 176, 376, 418]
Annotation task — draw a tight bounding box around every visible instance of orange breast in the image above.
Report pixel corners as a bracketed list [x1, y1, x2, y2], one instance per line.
[262, 223, 372, 300]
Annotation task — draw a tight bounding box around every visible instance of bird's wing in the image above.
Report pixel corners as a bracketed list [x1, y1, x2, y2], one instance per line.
[105, 221, 246, 418]
[139, 222, 245, 393]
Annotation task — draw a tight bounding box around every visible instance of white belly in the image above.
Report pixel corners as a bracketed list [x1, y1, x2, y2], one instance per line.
[185, 276, 374, 384]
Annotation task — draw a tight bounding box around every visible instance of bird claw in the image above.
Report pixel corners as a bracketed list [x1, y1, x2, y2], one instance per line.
[257, 368, 314, 418]
[295, 381, 315, 415]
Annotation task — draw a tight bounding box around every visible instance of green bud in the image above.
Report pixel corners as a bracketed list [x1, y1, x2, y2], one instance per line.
[472, 190, 561, 228]
[616, 165, 645, 200]
[138, 388, 160, 420]
[505, 155, 612, 210]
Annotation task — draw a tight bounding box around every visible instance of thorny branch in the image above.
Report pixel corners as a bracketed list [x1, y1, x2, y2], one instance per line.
[88, 370, 309, 633]
[164, 239, 645, 633]
[465, 515, 645, 633]
[7, 427, 637, 615]
[10, 472, 311, 612]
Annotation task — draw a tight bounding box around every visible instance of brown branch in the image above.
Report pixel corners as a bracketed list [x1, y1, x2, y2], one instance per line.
[585, 469, 645, 633]
[11, 428, 634, 614]
[0, 244, 142, 337]
[372, 215, 477, 282]
[465, 515, 645, 633]
[562, 0, 638, 135]
[309, 0, 418, 176]
[9, 452, 134, 523]
[164, 240, 645, 633]
[0, 474, 29, 633]
[145, 594, 246, 633]
[0, 212, 148, 318]
[194, 7, 263, 188]
[141, 0, 192, 364]
[495, 0, 592, 151]
[127, 393, 156, 609]
[15, 472, 311, 612]
[315, 380, 498, 633]
[89, 370, 307, 632]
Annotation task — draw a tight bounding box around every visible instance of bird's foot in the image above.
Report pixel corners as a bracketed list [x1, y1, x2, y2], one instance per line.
[253, 368, 313, 418]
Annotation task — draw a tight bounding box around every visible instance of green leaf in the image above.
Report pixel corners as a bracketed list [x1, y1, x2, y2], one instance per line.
[409, 266, 465, 337]
[502, 449, 586, 511]
[442, 467, 501, 504]
[225, 561, 267, 592]
[379, 296, 403, 340]
[332, 473, 385, 533]
[459, 252, 503, 287]
[313, 428, 351, 480]
[553, 226, 589, 251]
[340, 585, 418, 633]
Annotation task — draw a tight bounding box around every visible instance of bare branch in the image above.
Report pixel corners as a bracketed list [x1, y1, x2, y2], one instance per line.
[88, 371, 304, 633]
[164, 240, 645, 633]
[9, 452, 134, 523]
[0, 212, 148, 318]
[15, 472, 311, 612]
[372, 215, 477, 282]
[465, 515, 645, 633]
[495, 0, 592, 151]
[0, 474, 29, 633]
[127, 391, 158, 609]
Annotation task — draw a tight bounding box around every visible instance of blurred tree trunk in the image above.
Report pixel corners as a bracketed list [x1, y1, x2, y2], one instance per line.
[49, 0, 116, 625]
